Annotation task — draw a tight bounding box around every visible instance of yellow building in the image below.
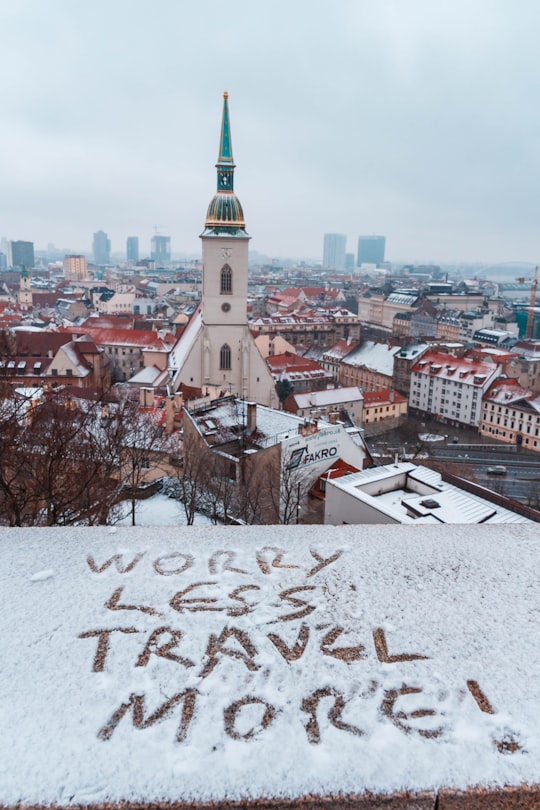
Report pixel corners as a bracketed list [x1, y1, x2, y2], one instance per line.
[64, 255, 89, 281]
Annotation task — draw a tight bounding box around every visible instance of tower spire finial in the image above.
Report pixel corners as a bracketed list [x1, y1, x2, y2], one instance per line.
[217, 91, 234, 169]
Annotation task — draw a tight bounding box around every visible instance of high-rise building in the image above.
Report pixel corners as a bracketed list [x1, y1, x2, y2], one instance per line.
[151, 235, 171, 263]
[323, 233, 346, 271]
[64, 254, 88, 281]
[357, 235, 385, 266]
[92, 230, 111, 265]
[168, 92, 276, 406]
[126, 236, 139, 263]
[8, 240, 35, 269]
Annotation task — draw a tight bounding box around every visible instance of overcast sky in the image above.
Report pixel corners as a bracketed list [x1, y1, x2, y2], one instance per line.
[1, 0, 540, 265]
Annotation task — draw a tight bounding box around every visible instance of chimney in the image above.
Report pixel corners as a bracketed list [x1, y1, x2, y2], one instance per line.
[247, 401, 257, 433]
[140, 387, 154, 408]
[165, 396, 175, 434]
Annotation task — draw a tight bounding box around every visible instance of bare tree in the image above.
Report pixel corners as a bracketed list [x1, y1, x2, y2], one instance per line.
[203, 453, 238, 524]
[114, 398, 175, 526]
[233, 458, 269, 524]
[172, 429, 211, 525]
[0, 394, 39, 525]
[0, 392, 121, 526]
[0, 386, 176, 527]
[261, 447, 313, 525]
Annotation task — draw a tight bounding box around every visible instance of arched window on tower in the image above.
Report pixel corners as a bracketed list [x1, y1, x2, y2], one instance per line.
[220, 343, 231, 370]
[220, 264, 232, 294]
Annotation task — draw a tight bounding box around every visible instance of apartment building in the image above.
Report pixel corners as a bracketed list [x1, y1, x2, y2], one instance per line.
[283, 387, 364, 427]
[266, 353, 333, 393]
[250, 308, 360, 349]
[409, 351, 501, 428]
[479, 379, 540, 452]
[361, 389, 408, 434]
[63, 327, 176, 383]
[357, 292, 419, 331]
[338, 341, 401, 392]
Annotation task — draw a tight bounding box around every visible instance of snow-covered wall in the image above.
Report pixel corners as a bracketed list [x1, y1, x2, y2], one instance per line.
[0, 524, 538, 808]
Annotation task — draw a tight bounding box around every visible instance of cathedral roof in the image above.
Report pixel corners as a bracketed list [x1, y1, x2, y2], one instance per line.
[202, 92, 248, 237]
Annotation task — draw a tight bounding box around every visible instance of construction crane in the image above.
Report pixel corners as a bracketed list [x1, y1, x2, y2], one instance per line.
[526, 267, 538, 339]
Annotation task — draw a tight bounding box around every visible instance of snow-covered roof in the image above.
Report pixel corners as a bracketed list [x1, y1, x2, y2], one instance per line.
[191, 398, 323, 447]
[386, 292, 418, 306]
[127, 365, 163, 385]
[0, 524, 538, 805]
[342, 341, 400, 375]
[411, 352, 500, 385]
[327, 462, 533, 524]
[14, 387, 43, 400]
[396, 343, 430, 360]
[291, 387, 363, 409]
[168, 306, 203, 372]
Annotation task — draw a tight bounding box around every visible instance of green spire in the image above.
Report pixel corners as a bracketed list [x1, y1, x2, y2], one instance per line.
[203, 91, 247, 236]
[218, 91, 234, 165]
[216, 91, 235, 191]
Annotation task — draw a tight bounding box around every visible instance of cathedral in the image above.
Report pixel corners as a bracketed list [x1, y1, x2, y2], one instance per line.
[168, 93, 277, 407]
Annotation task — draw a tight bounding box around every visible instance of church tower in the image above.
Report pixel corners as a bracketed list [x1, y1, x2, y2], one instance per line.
[168, 93, 276, 406]
[18, 266, 33, 311]
[200, 91, 249, 327]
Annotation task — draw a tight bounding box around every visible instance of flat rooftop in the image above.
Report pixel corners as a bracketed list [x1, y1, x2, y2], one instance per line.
[328, 462, 534, 524]
[0, 524, 538, 808]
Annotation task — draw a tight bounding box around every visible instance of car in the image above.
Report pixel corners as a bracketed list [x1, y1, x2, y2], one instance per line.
[486, 465, 507, 475]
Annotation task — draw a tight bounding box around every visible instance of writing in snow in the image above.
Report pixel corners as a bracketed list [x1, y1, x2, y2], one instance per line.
[78, 547, 523, 753]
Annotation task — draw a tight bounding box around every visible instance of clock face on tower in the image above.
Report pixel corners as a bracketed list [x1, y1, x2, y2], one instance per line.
[221, 302, 231, 312]
[221, 248, 232, 259]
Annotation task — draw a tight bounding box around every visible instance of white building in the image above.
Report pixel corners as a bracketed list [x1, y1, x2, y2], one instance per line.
[409, 351, 501, 428]
[458, 309, 500, 342]
[97, 288, 137, 315]
[325, 461, 535, 525]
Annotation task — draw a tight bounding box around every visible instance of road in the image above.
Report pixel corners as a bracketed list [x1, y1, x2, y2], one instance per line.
[370, 439, 540, 505]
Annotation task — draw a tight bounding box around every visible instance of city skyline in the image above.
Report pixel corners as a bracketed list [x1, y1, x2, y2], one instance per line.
[2, 1, 540, 264]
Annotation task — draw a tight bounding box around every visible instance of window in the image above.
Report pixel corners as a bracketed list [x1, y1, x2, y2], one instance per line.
[220, 264, 232, 294]
[220, 343, 231, 370]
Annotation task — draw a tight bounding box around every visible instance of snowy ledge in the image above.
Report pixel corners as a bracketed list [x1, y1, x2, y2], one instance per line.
[0, 524, 539, 810]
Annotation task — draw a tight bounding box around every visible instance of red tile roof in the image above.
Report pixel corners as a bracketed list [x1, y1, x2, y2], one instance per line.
[80, 315, 137, 330]
[411, 351, 498, 384]
[60, 326, 175, 351]
[363, 389, 407, 406]
[266, 352, 327, 374]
